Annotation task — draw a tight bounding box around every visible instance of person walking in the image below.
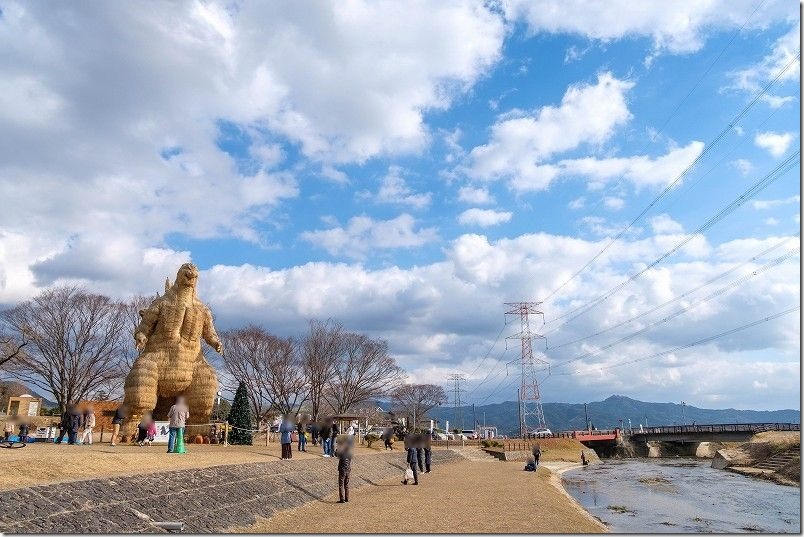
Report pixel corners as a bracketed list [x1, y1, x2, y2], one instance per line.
[402, 434, 419, 485]
[3, 420, 13, 441]
[167, 396, 189, 453]
[319, 418, 332, 457]
[424, 432, 432, 473]
[279, 414, 294, 460]
[66, 405, 81, 444]
[110, 403, 128, 446]
[382, 427, 394, 450]
[415, 433, 425, 472]
[81, 406, 95, 445]
[335, 435, 354, 503]
[56, 405, 71, 444]
[297, 416, 307, 452]
[310, 421, 320, 446]
[532, 444, 541, 468]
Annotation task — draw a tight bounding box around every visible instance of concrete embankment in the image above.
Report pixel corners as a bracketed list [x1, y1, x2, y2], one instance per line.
[711, 431, 800, 486]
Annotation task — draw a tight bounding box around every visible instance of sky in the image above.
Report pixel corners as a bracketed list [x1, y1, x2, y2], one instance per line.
[0, 0, 800, 410]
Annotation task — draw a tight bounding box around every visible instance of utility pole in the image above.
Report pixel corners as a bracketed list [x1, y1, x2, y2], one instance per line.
[584, 403, 590, 431]
[472, 403, 477, 432]
[681, 401, 686, 425]
[447, 373, 466, 432]
[505, 302, 548, 439]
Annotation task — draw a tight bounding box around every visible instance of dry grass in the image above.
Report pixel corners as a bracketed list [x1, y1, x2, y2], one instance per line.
[235, 460, 607, 534]
[0, 441, 388, 489]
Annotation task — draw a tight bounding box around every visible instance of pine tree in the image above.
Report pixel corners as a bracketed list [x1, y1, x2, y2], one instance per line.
[227, 381, 253, 445]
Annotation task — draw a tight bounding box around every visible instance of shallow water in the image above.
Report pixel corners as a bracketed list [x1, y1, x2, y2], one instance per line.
[562, 459, 800, 533]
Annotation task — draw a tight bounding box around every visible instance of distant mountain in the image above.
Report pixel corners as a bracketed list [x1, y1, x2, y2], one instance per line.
[0, 380, 59, 410]
[427, 395, 800, 435]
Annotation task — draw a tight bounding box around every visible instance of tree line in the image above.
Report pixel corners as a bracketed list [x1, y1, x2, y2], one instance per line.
[0, 286, 446, 423]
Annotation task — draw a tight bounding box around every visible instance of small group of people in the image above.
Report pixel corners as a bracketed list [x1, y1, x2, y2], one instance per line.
[3, 419, 32, 443]
[524, 444, 541, 472]
[402, 431, 433, 485]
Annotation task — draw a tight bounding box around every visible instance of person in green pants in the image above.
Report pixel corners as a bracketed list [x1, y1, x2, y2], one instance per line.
[167, 396, 190, 453]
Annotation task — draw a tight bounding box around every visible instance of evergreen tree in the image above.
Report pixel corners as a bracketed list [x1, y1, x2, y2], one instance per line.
[227, 381, 253, 445]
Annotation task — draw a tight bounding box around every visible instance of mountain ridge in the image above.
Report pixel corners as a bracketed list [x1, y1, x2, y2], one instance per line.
[426, 394, 800, 435]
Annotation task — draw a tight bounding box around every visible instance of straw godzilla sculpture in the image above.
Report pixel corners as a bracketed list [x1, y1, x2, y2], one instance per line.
[123, 263, 223, 434]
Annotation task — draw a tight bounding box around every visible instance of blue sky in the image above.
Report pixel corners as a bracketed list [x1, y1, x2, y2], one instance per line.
[0, 1, 800, 410]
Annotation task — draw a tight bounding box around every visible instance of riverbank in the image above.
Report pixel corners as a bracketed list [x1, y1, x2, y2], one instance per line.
[713, 431, 800, 486]
[237, 458, 608, 533]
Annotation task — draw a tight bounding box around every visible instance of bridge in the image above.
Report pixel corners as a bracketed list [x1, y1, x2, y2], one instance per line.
[625, 422, 800, 442]
[567, 423, 799, 457]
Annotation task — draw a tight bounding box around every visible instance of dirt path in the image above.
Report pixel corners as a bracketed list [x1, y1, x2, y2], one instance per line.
[236, 459, 607, 533]
[0, 441, 389, 489]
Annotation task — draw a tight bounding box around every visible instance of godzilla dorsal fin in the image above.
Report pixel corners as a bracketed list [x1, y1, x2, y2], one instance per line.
[165, 277, 171, 293]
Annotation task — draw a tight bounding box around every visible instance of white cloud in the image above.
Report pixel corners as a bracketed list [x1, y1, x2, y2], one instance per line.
[361, 166, 432, 209]
[320, 165, 350, 184]
[650, 214, 684, 235]
[467, 73, 634, 188]
[751, 195, 800, 210]
[300, 213, 437, 258]
[764, 217, 779, 226]
[568, 197, 585, 210]
[603, 196, 625, 211]
[458, 208, 513, 227]
[457, 186, 495, 205]
[730, 158, 753, 176]
[754, 131, 794, 157]
[730, 22, 800, 106]
[557, 142, 706, 190]
[503, 0, 796, 55]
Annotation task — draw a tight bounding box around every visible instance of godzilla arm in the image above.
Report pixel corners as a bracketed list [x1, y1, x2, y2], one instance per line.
[134, 302, 161, 350]
[202, 307, 223, 355]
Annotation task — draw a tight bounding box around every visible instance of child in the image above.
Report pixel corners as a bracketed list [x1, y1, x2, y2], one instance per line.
[335, 434, 354, 503]
[145, 417, 157, 446]
[136, 412, 153, 447]
[3, 420, 13, 441]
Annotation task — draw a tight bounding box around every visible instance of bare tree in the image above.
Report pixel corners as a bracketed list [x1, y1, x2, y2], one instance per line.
[0, 330, 27, 369]
[220, 326, 273, 420]
[391, 383, 447, 427]
[301, 319, 342, 421]
[325, 332, 404, 414]
[2, 286, 129, 411]
[263, 336, 308, 415]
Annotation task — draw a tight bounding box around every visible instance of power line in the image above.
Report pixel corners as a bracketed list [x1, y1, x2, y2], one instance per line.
[541, 51, 800, 304]
[505, 302, 549, 435]
[465, 345, 509, 400]
[553, 305, 800, 376]
[548, 246, 799, 370]
[567, 0, 769, 221]
[465, 324, 507, 380]
[546, 237, 797, 350]
[544, 151, 799, 333]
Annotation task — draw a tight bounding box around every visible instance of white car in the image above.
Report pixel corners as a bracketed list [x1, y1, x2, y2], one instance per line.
[532, 428, 552, 438]
[431, 431, 449, 440]
[461, 430, 478, 440]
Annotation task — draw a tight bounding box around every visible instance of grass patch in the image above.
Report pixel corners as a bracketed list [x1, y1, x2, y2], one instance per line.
[607, 504, 634, 514]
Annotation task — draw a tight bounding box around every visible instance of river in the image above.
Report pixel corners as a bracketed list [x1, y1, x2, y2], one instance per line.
[561, 459, 800, 533]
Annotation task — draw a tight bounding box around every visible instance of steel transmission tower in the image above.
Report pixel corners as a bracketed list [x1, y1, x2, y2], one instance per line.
[447, 373, 466, 431]
[505, 302, 549, 438]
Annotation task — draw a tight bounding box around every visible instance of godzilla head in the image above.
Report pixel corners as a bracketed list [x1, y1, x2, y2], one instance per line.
[174, 262, 199, 289]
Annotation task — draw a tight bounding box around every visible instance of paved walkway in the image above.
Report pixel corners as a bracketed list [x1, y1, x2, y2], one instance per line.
[0, 451, 462, 533]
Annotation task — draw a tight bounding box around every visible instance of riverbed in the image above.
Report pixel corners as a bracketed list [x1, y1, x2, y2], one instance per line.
[562, 459, 800, 533]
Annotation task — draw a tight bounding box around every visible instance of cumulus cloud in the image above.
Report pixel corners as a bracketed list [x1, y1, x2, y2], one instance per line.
[503, 0, 795, 55]
[361, 166, 432, 209]
[300, 213, 438, 258]
[729, 22, 800, 107]
[751, 195, 800, 210]
[754, 131, 794, 157]
[458, 208, 513, 227]
[603, 196, 625, 211]
[458, 186, 495, 205]
[650, 214, 684, 235]
[467, 73, 634, 188]
[731, 158, 753, 176]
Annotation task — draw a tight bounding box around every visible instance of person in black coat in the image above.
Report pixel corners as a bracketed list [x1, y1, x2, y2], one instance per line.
[424, 433, 432, 473]
[403, 434, 418, 485]
[415, 433, 425, 472]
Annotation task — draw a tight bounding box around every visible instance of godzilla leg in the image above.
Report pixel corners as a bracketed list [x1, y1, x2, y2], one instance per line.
[122, 354, 159, 438]
[183, 355, 218, 433]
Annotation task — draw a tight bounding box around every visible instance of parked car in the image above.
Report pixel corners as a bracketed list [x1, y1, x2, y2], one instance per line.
[431, 431, 449, 440]
[365, 427, 387, 438]
[461, 429, 478, 440]
[532, 427, 552, 438]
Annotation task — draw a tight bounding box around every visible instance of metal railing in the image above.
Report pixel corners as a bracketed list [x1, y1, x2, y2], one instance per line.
[626, 422, 800, 436]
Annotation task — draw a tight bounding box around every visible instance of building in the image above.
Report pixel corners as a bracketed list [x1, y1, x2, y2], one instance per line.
[6, 394, 42, 417]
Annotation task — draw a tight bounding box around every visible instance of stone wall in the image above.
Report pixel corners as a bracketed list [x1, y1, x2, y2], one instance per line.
[0, 450, 462, 533]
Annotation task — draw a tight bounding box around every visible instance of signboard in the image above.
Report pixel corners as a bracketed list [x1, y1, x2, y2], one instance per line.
[152, 421, 170, 444]
[27, 401, 39, 416]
